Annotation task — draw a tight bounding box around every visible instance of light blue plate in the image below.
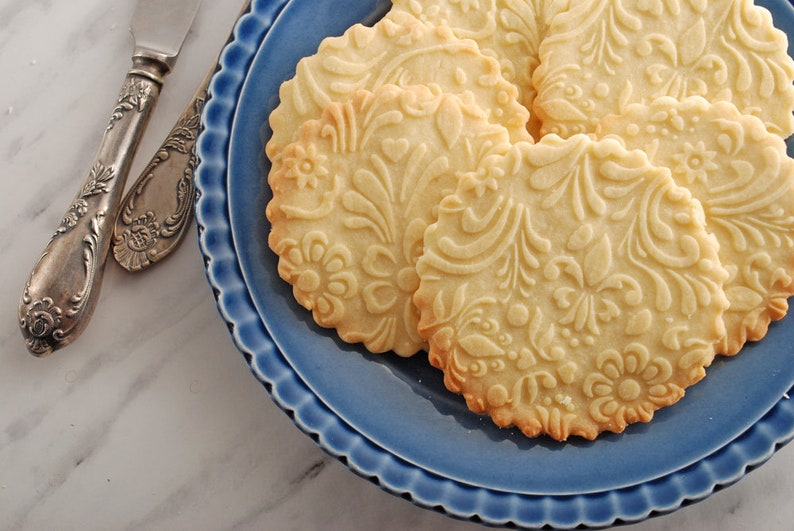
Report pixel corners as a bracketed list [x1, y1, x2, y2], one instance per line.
[195, 0, 794, 527]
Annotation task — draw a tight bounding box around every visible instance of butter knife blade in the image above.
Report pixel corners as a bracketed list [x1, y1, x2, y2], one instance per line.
[113, 0, 251, 272]
[18, 0, 202, 357]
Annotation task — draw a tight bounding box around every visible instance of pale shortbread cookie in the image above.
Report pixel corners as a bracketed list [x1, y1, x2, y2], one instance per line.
[266, 10, 531, 175]
[267, 85, 513, 356]
[597, 97, 794, 355]
[389, 0, 570, 139]
[414, 135, 729, 440]
[533, 0, 794, 138]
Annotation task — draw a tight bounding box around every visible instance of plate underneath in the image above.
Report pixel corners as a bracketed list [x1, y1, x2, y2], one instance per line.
[195, 0, 794, 527]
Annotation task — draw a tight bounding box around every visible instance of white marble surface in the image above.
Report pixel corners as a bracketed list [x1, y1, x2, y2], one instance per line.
[1, 0, 793, 529]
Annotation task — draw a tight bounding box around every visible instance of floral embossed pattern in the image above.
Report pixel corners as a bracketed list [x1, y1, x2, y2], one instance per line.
[389, 0, 564, 139]
[266, 9, 531, 177]
[533, 0, 794, 138]
[267, 84, 512, 356]
[414, 136, 729, 440]
[598, 97, 794, 355]
[262, 0, 794, 441]
[198, 0, 794, 525]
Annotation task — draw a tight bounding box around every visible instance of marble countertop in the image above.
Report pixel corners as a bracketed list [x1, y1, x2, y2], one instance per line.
[1, 1, 792, 529]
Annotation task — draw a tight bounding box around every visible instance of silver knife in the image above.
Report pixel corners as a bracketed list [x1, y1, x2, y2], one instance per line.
[18, 0, 202, 357]
[113, 0, 251, 272]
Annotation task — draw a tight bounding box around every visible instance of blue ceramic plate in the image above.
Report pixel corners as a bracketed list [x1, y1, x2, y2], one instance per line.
[195, 0, 794, 527]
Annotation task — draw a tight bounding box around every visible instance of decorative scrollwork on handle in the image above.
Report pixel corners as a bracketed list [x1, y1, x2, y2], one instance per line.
[54, 163, 115, 239]
[20, 211, 107, 355]
[19, 59, 166, 357]
[113, 90, 206, 271]
[107, 78, 155, 132]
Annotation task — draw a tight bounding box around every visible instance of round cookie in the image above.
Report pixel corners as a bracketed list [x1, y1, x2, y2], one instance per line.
[266, 9, 532, 172]
[267, 84, 513, 356]
[414, 135, 729, 440]
[389, 0, 568, 139]
[533, 0, 794, 138]
[597, 96, 794, 355]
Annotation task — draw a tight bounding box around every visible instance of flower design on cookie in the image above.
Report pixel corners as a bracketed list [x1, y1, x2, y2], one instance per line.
[672, 141, 718, 185]
[414, 136, 728, 440]
[583, 344, 683, 431]
[282, 142, 328, 190]
[597, 97, 794, 354]
[276, 231, 359, 327]
[388, 0, 558, 139]
[359, 245, 423, 336]
[422, 283, 514, 387]
[546, 233, 640, 340]
[534, 0, 794, 137]
[268, 85, 513, 356]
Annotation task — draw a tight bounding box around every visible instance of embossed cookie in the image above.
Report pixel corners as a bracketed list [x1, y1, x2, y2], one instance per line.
[267, 84, 513, 356]
[389, 0, 568, 139]
[266, 9, 532, 174]
[533, 0, 794, 138]
[597, 96, 794, 355]
[414, 135, 729, 440]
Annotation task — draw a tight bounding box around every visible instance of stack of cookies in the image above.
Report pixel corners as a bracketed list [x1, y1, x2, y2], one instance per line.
[265, 0, 794, 441]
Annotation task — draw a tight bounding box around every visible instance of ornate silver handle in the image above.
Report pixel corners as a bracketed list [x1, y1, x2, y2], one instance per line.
[19, 57, 168, 357]
[112, 0, 252, 272]
[112, 71, 210, 272]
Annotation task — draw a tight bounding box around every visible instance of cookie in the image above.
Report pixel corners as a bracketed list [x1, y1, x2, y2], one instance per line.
[597, 96, 794, 355]
[389, 0, 568, 139]
[267, 84, 513, 356]
[414, 135, 729, 440]
[266, 10, 532, 174]
[533, 0, 794, 138]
